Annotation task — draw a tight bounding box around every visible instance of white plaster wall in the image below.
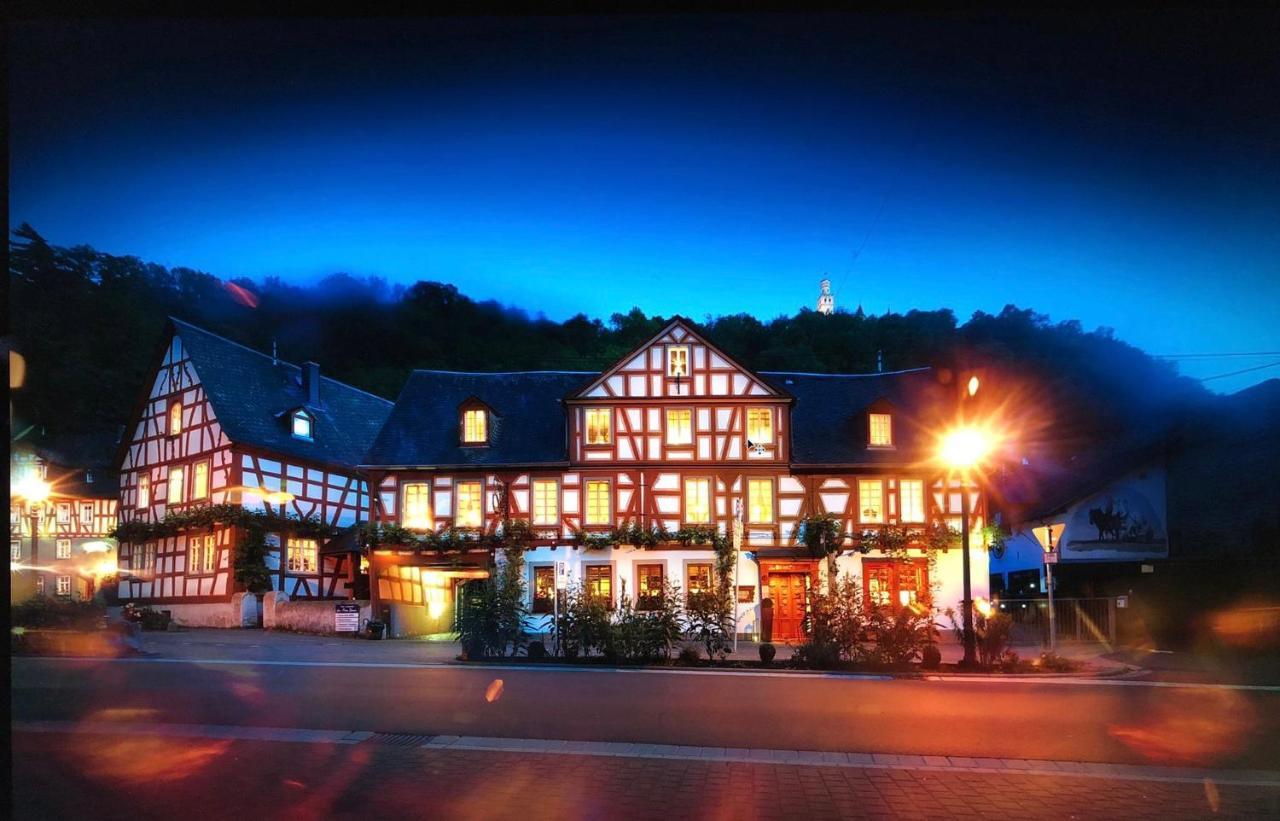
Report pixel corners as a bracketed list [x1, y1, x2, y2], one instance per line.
[832, 548, 989, 618]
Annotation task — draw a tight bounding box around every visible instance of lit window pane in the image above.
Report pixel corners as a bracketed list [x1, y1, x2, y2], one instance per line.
[137, 476, 150, 508]
[192, 462, 209, 500]
[667, 346, 688, 377]
[585, 408, 612, 445]
[169, 402, 183, 436]
[532, 480, 558, 526]
[748, 478, 773, 523]
[204, 534, 217, 573]
[56, 539, 71, 559]
[858, 479, 884, 523]
[746, 408, 773, 443]
[585, 480, 611, 525]
[869, 413, 892, 446]
[462, 409, 487, 443]
[168, 467, 184, 504]
[686, 563, 713, 599]
[403, 483, 433, 529]
[684, 478, 710, 524]
[292, 412, 312, 439]
[586, 565, 612, 606]
[456, 482, 483, 528]
[287, 538, 317, 573]
[666, 409, 692, 445]
[900, 480, 925, 523]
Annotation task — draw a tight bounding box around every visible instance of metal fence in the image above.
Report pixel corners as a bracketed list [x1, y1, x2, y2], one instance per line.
[996, 597, 1118, 646]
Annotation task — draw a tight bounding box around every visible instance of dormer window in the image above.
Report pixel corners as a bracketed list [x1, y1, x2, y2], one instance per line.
[168, 400, 183, 436]
[291, 409, 314, 440]
[462, 408, 487, 444]
[667, 345, 689, 378]
[869, 412, 893, 447]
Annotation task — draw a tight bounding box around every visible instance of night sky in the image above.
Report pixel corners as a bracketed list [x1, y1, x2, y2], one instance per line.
[9, 11, 1280, 392]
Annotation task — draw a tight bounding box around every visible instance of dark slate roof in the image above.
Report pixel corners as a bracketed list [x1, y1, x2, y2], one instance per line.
[759, 368, 946, 466]
[171, 319, 393, 468]
[11, 433, 122, 498]
[994, 439, 1168, 525]
[364, 370, 594, 467]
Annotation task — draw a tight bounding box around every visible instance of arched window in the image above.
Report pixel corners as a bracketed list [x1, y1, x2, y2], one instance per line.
[168, 401, 183, 436]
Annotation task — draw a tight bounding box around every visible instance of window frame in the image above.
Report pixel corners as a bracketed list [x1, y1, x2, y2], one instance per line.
[665, 408, 693, 446]
[583, 563, 614, 610]
[899, 478, 926, 524]
[746, 476, 775, 524]
[401, 482, 433, 530]
[584, 407, 612, 446]
[634, 563, 665, 611]
[286, 537, 319, 575]
[460, 408, 488, 445]
[685, 561, 715, 604]
[869, 412, 893, 447]
[55, 538, 72, 560]
[80, 501, 95, 527]
[858, 478, 885, 524]
[583, 478, 612, 527]
[666, 345, 689, 378]
[56, 575, 72, 597]
[746, 407, 774, 444]
[191, 460, 211, 501]
[862, 558, 930, 611]
[291, 409, 314, 441]
[167, 465, 185, 506]
[10, 540, 21, 562]
[682, 476, 712, 525]
[531, 478, 559, 527]
[187, 537, 204, 577]
[530, 564, 556, 614]
[203, 533, 217, 574]
[168, 400, 183, 438]
[56, 503, 71, 525]
[137, 475, 151, 509]
[454, 480, 484, 529]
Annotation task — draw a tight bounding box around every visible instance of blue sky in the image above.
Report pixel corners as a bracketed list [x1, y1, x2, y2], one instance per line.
[10, 13, 1280, 392]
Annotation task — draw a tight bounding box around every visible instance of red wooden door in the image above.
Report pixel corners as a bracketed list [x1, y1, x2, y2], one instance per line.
[768, 573, 808, 641]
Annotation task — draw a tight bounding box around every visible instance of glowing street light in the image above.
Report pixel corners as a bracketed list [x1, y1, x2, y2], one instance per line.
[939, 423, 996, 670]
[12, 473, 54, 596]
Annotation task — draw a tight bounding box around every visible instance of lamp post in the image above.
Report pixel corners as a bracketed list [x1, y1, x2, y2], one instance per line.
[13, 475, 52, 595]
[940, 427, 993, 670]
[1042, 523, 1057, 653]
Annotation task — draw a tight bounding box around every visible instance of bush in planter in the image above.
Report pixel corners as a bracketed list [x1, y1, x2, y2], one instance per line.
[684, 589, 733, 662]
[1036, 651, 1078, 672]
[791, 574, 865, 669]
[676, 645, 701, 665]
[945, 607, 1013, 669]
[921, 643, 942, 670]
[864, 606, 936, 668]
[526, 640, 546, 660]
[759, 642, 777, 664]
[12, 597, 106, 630]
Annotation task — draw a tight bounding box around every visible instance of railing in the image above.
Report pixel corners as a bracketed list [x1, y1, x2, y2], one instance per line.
[997, 597, 1118, 646]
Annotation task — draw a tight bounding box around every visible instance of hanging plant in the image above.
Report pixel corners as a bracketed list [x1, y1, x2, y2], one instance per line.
[796, 513, 844, 560]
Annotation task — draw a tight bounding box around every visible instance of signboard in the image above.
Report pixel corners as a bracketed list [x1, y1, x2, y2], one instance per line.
[554, 560, 568, 590]
[1116, 596, 1129, 609]
[736, 585, 755, 603]
[335, 603, 361, 632]
[1044, 551, 1059, 565]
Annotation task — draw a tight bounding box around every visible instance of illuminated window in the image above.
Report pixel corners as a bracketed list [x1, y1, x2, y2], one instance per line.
[402, 483, 433, 530]
[585, 564, 613, 608]
[667, 345, 689, 377]
[858, 479, 884, 524]
[532, 566, 555, 614]
[80, 502, 94, 526]
[684, 478, 711, 524]
[636, 564, 664, 611]
[585, 480, 611, 525]
[192, 461, 210, 500]
[748, 478, 774, 523]
[869, 413, 893, 446]
[900, 479, 925, 523]
[188, 538, 203, 575]
[10, 541, 20, 562]
[36, 576, 45, 595]
[864, 560, 928, 610]
[56, 575, 72, 597]
[203, 534, 217, 573]
[746, 408, 773, 444]
[292, 410, 313, 440]
[532, 479, 558, 526]
[585, 408, 612, 445]
[666, 409, 693, 445]
[455, 481, 483, 528]
[56, 539, 71, 559]
[686, 562, 713, 602]
[168, 466, 185, 505]
[461, 409, 487, 444]
[137, 476, 150, 509]
[169, 401, 183, 437]
[287, 538, 317, 574]
[57, 503, 71, 524]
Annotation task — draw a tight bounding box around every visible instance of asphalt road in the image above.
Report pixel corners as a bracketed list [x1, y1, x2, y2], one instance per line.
[12, 657, 1280, 770]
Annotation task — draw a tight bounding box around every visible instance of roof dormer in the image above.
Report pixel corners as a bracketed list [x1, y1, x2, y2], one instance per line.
[458, 396, 494, 446]
[866, 397, 895, 448]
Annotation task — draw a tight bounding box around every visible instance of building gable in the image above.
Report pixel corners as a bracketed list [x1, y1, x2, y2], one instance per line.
[571, 318, 783, 400]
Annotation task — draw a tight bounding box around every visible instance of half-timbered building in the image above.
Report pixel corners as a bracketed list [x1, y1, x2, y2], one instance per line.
[114, 319, 392, 626]
[363, 317, 989, 639]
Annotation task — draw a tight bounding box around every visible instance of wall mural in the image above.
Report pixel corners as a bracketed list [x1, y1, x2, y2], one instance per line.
[1062, 475, 1168, 561]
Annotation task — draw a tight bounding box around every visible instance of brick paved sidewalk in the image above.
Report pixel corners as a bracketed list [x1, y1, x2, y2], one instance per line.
[14, 730, 1279, 820]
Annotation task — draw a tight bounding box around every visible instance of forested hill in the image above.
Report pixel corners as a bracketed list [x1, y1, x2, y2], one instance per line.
[8, 224, 1210, 459]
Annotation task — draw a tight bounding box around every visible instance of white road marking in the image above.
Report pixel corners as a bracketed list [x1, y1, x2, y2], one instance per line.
[16, 656, 1280, 690]
[13, 720, 1279, 787]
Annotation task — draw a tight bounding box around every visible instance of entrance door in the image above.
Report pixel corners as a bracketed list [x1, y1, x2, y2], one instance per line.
[768, 573, 808, 641]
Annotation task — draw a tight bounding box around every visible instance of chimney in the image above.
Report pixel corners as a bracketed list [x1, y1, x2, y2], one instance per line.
[302, 362, 320, 406]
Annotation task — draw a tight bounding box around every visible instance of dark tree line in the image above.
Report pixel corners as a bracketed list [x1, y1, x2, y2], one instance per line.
[7, 223, 1209, 458]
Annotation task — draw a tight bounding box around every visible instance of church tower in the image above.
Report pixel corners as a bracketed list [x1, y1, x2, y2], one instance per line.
[816, 278, 835, 315]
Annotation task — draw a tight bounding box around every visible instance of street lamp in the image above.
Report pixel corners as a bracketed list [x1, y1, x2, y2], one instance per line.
[12, 475, 52, 593]
[939, 425, 993, 669]
[1038, 522, 1059, 653]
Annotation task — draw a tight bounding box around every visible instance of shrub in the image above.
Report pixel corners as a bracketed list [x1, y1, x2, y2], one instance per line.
[684, 587, 733, 662]
[791, 640, 841, 670]
[526, 640, 546, 660]
[12, 597, 106, 630]
[456, 550, 529, 659]
[1036, 651, 1078, 672]
[864, 606, 937, 668]
[759, 642, 776, 664]
[793, 574, 865, 667]
[548, 583, 612, 659]
[921, 643, 942, 670]
[946, 607, 1015, 669]
[676, 645, 702, 665]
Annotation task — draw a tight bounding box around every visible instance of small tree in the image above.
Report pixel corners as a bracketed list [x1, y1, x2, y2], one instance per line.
[234, 527, 273, 593]
[798, 513, 844, 593]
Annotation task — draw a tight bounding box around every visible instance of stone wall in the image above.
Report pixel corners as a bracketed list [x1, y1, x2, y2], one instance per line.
[264, 591, 370, 635]
[162, 593, 259, 629]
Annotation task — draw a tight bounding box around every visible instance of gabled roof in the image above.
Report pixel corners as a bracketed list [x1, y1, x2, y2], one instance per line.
[11, 432, 122, 498]
[168, 319, 393, 468]
[364, 370, 593, 467]
[759, 367, 944, 466]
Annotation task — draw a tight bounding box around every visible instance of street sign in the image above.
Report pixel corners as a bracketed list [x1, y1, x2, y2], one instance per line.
[554, 560, 568, 590]
[1116, 595, 1129, 609]
[1043, 551, 1059, 565]
[335, 603, 360, 632]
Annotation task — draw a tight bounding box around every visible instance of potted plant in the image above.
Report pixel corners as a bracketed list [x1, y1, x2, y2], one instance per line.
[365, 618, 386, 640]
